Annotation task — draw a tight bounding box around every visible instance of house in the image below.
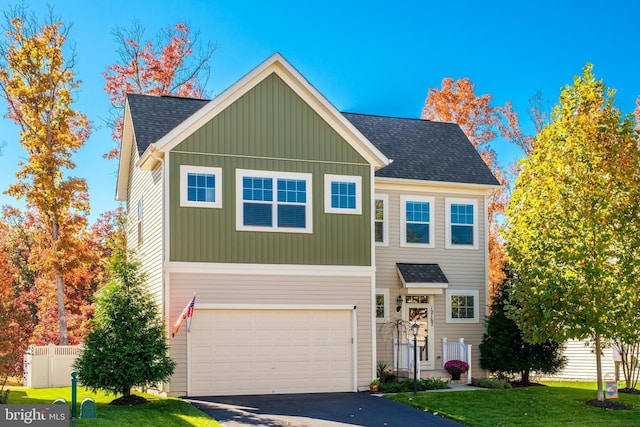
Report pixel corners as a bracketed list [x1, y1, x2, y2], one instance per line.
[116, 53, 500, 397]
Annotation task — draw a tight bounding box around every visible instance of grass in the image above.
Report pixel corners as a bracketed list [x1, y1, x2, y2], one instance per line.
[386, 381, 640, 427]
[7, 386, 222, 427]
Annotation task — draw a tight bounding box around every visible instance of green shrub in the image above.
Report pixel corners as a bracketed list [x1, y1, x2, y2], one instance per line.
[379, 377, 449, 393]
[472, 377, 512, 389]
[0, 389, 9, 404]
[420, 377, 450, 390]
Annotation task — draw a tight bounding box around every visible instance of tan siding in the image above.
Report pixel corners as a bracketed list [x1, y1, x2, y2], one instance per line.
[374, 187, 488, 375]
[126, 149, 164, 310]
[167, 271, 373, 396]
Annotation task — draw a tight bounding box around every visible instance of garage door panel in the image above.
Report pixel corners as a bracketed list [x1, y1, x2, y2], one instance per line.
[190, 309, 353, 396]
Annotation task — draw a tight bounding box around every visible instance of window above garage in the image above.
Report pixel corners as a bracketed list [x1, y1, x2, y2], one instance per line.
[236, 169, 313, 233]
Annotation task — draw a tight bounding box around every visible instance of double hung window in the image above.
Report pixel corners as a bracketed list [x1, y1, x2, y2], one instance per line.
[400, 196, 434, 247]
[446, 198, 478, 249]
[237, 169, 312, 233]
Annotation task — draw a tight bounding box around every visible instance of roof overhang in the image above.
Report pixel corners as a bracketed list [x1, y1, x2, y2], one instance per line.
[376, 176, 500, 195]
[396, 263, 449, 295]
[115, 98, 135, 202]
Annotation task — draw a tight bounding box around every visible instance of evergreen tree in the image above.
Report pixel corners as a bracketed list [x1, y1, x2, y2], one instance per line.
[480, 266, 566, 384]
[74, 251, 174, 398]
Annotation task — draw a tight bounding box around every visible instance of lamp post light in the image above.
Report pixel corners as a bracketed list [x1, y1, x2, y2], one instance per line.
[411, 322, 419, 396]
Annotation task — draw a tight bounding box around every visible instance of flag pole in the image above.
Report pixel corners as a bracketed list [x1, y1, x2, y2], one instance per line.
[187, 292, 196, 333]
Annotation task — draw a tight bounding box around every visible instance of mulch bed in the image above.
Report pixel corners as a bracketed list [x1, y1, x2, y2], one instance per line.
[586, 399, 633, 410]
[109, 394, 148, 406]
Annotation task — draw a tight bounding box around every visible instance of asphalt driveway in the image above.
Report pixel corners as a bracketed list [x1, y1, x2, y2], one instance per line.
[187, 392, 463, 427]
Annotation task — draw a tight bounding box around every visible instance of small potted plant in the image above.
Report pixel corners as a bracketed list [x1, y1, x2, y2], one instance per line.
[444, 359, 469, 381]
[369, 378, 380, 392]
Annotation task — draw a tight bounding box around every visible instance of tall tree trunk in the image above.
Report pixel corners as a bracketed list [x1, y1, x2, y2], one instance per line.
[52, 220, 69, 345]
[56, 274, 69, 345]
[595, 332, 604, 401]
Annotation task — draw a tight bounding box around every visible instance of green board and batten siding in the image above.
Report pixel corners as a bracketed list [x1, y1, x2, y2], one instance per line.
[169, 73, 372, 265]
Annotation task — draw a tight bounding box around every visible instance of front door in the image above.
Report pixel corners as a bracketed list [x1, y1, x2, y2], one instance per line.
[404, 295, 434, 370]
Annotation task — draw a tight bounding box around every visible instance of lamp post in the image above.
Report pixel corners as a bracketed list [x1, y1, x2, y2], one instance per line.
[411, 322, 419, 396]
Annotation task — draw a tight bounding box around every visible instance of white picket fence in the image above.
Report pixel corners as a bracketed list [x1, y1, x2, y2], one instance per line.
[442, 337, 472, 384]
[23, 344, 82, 388]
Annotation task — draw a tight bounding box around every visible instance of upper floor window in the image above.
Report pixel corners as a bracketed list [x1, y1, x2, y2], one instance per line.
[446, 198, 478, 249]
[324, 174, 362, 214]
[374, 194, 388, 245]
[401, 195, 434, 248]
[180, 165, 222, 208]
[446, 290, 479, 323]
[236, 169, 312, 233]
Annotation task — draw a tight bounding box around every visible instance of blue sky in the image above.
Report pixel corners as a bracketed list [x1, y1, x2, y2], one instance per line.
[0, 0, 638, 222]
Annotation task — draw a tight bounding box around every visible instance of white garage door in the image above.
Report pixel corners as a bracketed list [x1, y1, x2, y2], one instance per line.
[189, 308, 353, 396]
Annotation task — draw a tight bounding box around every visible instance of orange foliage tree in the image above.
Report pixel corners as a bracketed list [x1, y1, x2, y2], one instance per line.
[103, 22, 216, 158]
[0, 220, 33, 390]
[0, 8, 91, 345]
[421, 78, 525, 296]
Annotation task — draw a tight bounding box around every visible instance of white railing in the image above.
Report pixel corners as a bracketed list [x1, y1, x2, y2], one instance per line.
[392, 338, 421, 378]
[442, 337, 472, 384]
[23, 344, 82, 388]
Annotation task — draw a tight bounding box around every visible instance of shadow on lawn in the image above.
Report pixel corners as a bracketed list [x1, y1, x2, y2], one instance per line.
[6, 390, 60, 405]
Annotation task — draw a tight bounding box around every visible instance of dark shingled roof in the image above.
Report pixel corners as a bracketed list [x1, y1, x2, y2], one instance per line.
[343, 113, 499, 186]
[127, 93, 209, 155]
[396, 263, 449, 284]
[126, 94, 499, 187]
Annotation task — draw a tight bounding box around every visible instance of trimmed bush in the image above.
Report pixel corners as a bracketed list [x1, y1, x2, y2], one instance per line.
[472, 377, 512, 389]
[379, 377, 449, 393]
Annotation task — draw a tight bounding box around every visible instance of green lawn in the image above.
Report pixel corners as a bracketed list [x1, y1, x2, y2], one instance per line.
[386, 381, 640, 427]
[7, 386, 222, 427]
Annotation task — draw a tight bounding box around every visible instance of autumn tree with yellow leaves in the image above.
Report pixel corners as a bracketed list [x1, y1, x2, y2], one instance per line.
[0, 7, 91, 345]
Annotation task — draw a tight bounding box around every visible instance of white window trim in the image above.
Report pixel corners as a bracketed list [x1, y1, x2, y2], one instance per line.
[374, 194, 388, 246]
[236, 168, 313, 233]
[400, 195, 435, 248]
[324, 174, 362, 214]
[445, 197, 478, 250]
[375, 288, 389, 322]
[180, 165, 223, 208]
[445, 289, 479, 323]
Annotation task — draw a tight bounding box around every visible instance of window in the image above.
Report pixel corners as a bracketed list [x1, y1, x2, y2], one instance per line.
[137, 198, 143, 245]
[400, 196, 434, 247]
[236, 169, 312, 233]
[446, 290, 479, 323]
[374, 194, 388, 245]
[446, 198, 478, 249]
[375, 289, 389, 321]
[324, 174, 362, 214]
[180, 165, 222, 208]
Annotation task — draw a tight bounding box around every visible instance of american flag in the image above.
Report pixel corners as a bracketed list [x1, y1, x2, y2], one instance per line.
[172, 295, 196, 337]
